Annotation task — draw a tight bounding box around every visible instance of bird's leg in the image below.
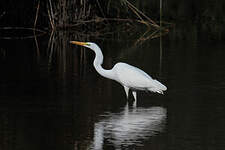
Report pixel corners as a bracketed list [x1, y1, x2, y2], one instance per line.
[123, 86, 129, 99]
[124, 101, 129, 116]
[132, 91, 137, 107]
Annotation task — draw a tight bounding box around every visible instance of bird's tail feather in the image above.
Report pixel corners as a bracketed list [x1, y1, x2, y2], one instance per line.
[147, 79, 167, 94]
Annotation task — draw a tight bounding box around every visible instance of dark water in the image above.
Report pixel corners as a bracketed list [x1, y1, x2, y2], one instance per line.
[0, 28, 225, 150]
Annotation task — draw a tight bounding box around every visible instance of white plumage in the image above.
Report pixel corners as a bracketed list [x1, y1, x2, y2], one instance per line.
[70, 41, 167, 105]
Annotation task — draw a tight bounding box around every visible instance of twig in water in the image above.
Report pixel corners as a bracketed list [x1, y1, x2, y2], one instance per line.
[34, 0, 40, 29]
[48, 0, 55, 30]
[160, 0, 162, 28]
[47, 31, 55, 67]
[124, 0, 160, 28]
[134, 28, 152, 45]
[33, 31, 40, 60]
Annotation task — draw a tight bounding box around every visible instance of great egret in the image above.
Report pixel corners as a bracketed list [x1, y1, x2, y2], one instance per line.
[70, 41, 167, 104]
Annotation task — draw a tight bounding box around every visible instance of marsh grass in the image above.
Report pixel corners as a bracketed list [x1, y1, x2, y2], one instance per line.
[0, 0, 170, 42]
[46, 0, 169, 32]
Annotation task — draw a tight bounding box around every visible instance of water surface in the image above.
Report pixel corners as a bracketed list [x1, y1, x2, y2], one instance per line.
[0, 28, 225, 150]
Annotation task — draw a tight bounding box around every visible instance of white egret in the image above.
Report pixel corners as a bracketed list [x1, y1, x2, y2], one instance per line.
[70, 41, 167, 104]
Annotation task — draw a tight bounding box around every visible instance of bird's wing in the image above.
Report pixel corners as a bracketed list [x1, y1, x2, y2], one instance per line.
[113, 63, 152, 89]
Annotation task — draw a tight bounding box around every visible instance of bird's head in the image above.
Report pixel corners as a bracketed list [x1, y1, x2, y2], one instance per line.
[70, 41, 99, 51]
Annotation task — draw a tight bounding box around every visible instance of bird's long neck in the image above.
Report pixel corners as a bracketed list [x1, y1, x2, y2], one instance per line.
[92, 46, 114, 80]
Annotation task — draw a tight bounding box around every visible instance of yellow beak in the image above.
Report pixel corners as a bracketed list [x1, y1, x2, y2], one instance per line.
[70, 41, 87, 46]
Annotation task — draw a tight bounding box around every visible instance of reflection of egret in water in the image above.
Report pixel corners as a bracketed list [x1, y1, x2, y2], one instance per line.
[89, 103, 167, 149]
